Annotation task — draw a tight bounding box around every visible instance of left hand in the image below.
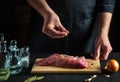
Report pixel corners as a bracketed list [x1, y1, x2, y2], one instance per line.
[92, 34, 112, 60]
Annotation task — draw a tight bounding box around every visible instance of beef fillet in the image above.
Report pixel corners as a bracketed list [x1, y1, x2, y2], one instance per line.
[37, 53, 88, 68]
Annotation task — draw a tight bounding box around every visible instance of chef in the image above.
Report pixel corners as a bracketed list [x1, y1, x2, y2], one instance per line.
[26, 0, 116, 60]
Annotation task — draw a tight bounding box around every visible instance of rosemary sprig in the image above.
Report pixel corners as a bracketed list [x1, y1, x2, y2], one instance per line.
[24, 76, 44, 82]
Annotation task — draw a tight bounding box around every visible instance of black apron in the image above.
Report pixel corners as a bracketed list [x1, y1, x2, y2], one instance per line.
[28, 0, 115, 55]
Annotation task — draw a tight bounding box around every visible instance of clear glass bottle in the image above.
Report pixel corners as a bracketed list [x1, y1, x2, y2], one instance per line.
[20, 46, 30, 68]
[9, 40, 22, 74]
[0, 41, 10, 81]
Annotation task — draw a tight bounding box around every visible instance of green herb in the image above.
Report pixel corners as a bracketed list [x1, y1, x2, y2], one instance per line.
[0, 69, 8, 75]
[0, 69, 10, 81]
[24, 76, 44, 82]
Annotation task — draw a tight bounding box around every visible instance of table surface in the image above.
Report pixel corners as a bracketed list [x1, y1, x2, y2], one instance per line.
[1, 52, 120, 82]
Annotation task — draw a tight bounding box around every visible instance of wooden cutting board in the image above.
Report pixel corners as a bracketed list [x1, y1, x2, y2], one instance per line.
[31, 58, 101, 74]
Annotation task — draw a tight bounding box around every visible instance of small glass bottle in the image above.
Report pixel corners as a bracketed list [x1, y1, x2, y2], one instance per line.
[0, 41, 10, 81]
[9, 40, 22, 74]
[20, 46, 30, 68]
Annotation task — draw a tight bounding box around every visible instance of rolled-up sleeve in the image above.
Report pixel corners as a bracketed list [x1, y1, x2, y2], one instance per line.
[96, 0, 116, 13]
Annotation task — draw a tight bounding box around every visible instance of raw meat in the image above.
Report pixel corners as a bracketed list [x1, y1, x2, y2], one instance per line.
[37, 53, 88, 68]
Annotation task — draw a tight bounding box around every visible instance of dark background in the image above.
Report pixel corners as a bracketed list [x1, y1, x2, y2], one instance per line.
[0, 0, 120, 52]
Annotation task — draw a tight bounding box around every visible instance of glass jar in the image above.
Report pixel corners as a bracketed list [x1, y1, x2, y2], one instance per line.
[20, 46, 30, 68]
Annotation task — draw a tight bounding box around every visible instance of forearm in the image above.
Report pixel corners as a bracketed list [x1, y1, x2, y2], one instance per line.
[26, 0, 54, 19]
[97, 12, 112, 36]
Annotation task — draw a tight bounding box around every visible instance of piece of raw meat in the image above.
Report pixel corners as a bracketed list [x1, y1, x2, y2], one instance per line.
[37, 53, 88, 68]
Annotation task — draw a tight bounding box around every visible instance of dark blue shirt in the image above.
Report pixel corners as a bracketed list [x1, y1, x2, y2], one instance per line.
[28, 0, 116, 55]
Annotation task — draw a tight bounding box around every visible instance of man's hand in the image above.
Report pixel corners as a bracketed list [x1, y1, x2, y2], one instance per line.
[42, 12, 69, 39]
[27, 0, 69, 39]
[93, 34, 112, 60]
[91, 12, 113, 60]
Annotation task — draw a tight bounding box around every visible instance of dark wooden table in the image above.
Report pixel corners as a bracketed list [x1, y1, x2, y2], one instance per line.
[2, 52, 120, 82]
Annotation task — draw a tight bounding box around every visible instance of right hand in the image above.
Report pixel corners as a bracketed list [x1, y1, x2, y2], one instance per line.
[42, 12, 69, 39]
[91, 34, 112, 60]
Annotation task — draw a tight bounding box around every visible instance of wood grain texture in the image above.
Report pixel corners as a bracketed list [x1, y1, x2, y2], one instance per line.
[31, 58, 101, 74]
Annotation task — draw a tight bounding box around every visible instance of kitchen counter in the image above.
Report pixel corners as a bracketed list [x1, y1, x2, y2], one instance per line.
[2, 52, 120, 82]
